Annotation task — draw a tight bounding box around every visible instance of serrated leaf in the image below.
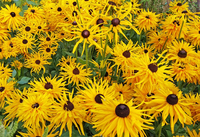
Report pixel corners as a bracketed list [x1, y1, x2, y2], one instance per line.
[12, 69, 17, 78]
[18, 77, 31, 84]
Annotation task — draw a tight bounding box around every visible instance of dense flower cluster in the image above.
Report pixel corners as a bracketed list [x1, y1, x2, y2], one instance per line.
[0, 0, 200, 136]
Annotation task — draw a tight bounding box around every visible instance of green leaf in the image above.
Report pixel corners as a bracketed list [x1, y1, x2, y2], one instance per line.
[42, 127, 48, 137]
[0, 121, 5, 137]
[12, 69, 17, 78]
[26, 0, 38, 5]
[14, 0, 21, 7]
[77, 57, 86, 64]
[22, 5, 28, 10]
[18, 77, 31, 84]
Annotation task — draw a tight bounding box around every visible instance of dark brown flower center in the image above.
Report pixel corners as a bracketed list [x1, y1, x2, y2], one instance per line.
[147, 92, 155, 97]
[35, 60, 41, 64]
[122, 50, 130, 58]
[104, 71, 108, 77]
[115, 104, 130, 118]
[57, 7, 62, 11]
[144, 49, 148, 53]
[31, 9, 35, 13]
[73, 68, 80, 75]
[146, 15, 150, 19]
[72, 11, 78, 16]
[182, 10, 188, 13]
[61, 33, 64, 36]
[25, 26, 31, 31]
[22, 39, 28, 44]
[111, 18, 120, 26]
[10, 12, 16, 17]
[178, 49, 187, 58]
[46, 48, 51, 52]
[20, 98, 23, 103]
[66, 62, 70, 65]
[72, 21, 77, 25]
[95, 94, 104, 104]
[88, 9, 93, 15]
[166, 94, 178, 105]
[0, 87, 5, 92]
[9, 42, 13, 48]
[46, 37, 51, 41]
[32, 103, 39, 108]
[63, 101, 74, 111]
[44, 82, 53, 89]
[81, 30, 90, 38]
[148, 63, 158, 72]
[73, 2, 77, 6]
[177, 3, 182, 6]
[38, 26, 42, 29]
[96, 18, 104, 27]
[173, 20, 180, 26]
[108, 1, 116, 6]
[0, 48, 2, 52]
[134, 70, 138, 73]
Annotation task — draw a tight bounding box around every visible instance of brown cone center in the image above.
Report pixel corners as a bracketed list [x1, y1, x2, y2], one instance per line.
[95, 94, 104, 104]
[148, 63, 158, 73]
[112, 18, 120, 26]
[115, 104, 130, 118]
[178, 49, 187, 58]
[64, 101, 74, 111]
[166, 94, 178, 105]
[122, 50, 130, 58]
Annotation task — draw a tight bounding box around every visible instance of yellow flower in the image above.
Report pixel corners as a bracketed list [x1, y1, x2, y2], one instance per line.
[59, 62, 92, 86]
[17, 92, 53, 129]
[49, 92, 85, 137]
[135, 9, 159, 32]
[0, 62, 12, 79]
[91, 95, 153, 137]
[0, 4, 23, 30]
[11, 60, 23, 70]
[24, 52, 51, 74]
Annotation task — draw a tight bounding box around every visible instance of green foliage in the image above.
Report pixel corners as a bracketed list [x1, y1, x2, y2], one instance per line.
[0, 121, 18, 137]
[17, 76, 31, 84]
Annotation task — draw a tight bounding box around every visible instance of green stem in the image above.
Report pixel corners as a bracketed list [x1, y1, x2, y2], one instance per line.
[161, 37, 168, 53]
[173, 124, 182, 136]
[157, 118, 162, 137]
[139, 32, 142, 46]
[85, 43, 88, 72]
[178, 20, 184, 40]
[117, 69, 121, 83]
[76, 0, 80, 11]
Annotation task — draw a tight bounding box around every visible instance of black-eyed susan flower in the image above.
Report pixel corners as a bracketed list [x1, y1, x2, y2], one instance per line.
[170, 63, 196, 83]
[0, 62, 12, 79]
[135, 9, 159, 32]
[0, 77, 15, 109]
[62, 12, 108, 55]
[49, 92, 85, 137]
[113, 83, 134, 102]
[24, 5, 44, 21]
[4, 88, 29, 125]
[57, 56, 77, 68]
[38, 32, 58, 47]
[17, 92, 53, 129]
[0, 4, 23, 30]
[137, 43, 155, 58]
[59, 62, 92, 86]
[11, 60, 23, 70]
[127, 54, 172, 92]
[91, 95, 153, 137]
[111, 40, 138, 73]
[3, 38, 20, 59]
[166, 40, 198, 64]
[38, 44, 58, 57]
[169, 0, 189, 13]
[147, 84, 193, 134]
[29, 76, 67, 99]
[24, 52, 51, 74]
[161, 15, 188, 39]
